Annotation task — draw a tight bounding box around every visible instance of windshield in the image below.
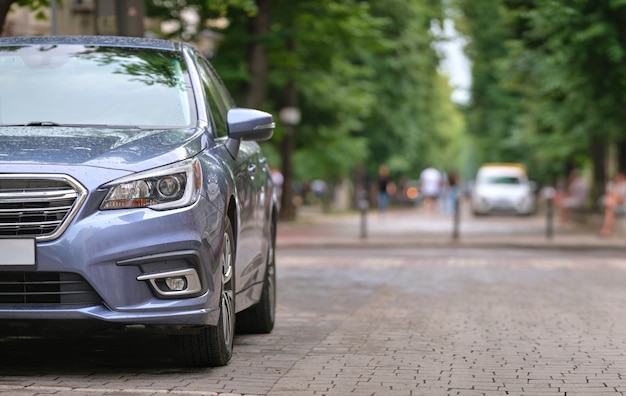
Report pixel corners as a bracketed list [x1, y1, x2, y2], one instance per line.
[479, 176, 522, 185]
[0, 44, 194, 128]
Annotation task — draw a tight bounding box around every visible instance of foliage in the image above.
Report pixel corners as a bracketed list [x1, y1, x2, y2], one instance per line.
[347, 0, 466, 183]
[506, 0, 626, 187]
[453, 0, 626, 192]
[18, 0, 50, 17]
[212, 0, 390, 184]
[145, 0, 256, 40]
[452, 0, 526, 176]
[145, 0, 465, 192]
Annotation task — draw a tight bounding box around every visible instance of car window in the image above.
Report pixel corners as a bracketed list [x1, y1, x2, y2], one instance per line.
[482, 176, 521, 185]
[0, 45, 195, 128]
[195, 55, 234, 140]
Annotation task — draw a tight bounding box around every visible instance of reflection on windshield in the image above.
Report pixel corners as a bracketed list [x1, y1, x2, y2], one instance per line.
[0, 45, 194, 128]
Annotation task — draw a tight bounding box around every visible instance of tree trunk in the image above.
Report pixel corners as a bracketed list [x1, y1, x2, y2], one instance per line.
[617, 140, 626, 174]
[278, 78, 297, 220]
[0, 0, 18, 37]
[239, 0, 271, 109]
[278, 21, 297, 220]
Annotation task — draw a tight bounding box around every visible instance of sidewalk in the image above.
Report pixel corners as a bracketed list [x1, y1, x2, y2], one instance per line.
[276, 205, 626, 250]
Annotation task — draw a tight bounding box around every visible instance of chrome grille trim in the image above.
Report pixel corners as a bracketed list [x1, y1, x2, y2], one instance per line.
[0, 174, 87, 241]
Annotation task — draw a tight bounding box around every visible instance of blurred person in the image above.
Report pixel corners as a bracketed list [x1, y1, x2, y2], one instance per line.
[599, 172, 626, 237]
[298, 179, 311, 205]
[554, 170, 587, 223]
[377, 165, 391, 214]
[446, 171, 460, 213]
[438, 171, 449, 213]
[271, 168, 283, 209]
[311, 179, 328, 202]
[420, 165, 442, 212]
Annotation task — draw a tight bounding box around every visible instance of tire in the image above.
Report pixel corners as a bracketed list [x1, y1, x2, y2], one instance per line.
[176, 218, 236, 367]
[236, 218, 276, 334]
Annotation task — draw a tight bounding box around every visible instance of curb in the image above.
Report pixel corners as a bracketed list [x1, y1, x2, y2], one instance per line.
[277, 238, 626, 251]
[275, 205, 626, 251]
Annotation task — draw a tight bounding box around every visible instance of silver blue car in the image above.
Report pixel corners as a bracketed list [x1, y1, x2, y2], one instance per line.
[0, 35, 277, 367]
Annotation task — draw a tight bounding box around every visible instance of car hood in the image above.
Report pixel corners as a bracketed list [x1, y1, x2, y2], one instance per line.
[0, 126, 206, 172]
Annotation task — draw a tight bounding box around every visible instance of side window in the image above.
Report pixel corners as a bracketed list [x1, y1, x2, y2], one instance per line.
[196, 56, 230, 139]
[202, 59, 235, 111]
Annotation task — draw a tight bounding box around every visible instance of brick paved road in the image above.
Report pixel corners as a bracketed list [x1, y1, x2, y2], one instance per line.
[1, 247, 626, 396]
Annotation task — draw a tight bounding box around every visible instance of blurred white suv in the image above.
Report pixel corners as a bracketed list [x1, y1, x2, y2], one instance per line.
[471, 163, 536, 215]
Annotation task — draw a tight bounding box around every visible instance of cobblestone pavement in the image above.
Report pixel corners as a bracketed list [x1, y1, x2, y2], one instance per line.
[1, 247, 626, 395]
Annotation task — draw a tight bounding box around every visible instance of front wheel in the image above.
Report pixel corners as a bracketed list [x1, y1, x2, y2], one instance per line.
[176, 219, 236, 367]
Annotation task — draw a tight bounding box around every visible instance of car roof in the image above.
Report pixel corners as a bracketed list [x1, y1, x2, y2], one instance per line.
[0, 35, 184, 52]
[479, 162, 527, 171]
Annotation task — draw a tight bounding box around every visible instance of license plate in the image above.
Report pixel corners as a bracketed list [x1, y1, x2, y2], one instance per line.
[0, 239, 36, 266]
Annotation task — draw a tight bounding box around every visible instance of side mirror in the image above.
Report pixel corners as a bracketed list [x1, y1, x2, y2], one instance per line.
[227, 108, 275, 141]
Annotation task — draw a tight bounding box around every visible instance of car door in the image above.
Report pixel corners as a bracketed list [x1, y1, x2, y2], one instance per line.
[195, 55, 265, 296]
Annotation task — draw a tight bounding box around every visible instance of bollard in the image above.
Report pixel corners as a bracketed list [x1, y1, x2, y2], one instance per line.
[543, 187, 555, 239]
[359, 197, 369, 239]
[452, 192, 460, 240]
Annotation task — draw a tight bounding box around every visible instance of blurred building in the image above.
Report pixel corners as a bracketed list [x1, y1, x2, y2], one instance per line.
[1, 1, 224, 61]
[3, 0, 144, 37]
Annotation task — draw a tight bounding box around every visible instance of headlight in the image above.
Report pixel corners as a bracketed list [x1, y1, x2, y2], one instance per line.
[101, 159, 202, 210]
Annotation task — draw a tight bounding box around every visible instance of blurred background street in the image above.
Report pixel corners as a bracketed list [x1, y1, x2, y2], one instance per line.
[277, 203, 626, 251]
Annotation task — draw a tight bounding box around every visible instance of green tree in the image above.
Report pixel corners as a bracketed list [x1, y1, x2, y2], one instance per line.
[212, 0, 389, 217]
[505, 0, 626, 198]
[455, 0, 626, 199]
[453, 0, 528, 173]
[144, 0, 256, 40]
[365, 1, 437, 174]
[364, 0, 466, 183]
[146, 0, 464, 215]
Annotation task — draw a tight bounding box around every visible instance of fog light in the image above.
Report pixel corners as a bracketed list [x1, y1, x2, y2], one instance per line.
[137, 268, 202, 297]
[165, 276, 187, 291]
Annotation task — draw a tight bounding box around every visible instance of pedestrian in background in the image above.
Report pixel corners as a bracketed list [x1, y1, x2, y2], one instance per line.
[447, 171, 460, 213]
[420, 165, 442, 212]
[554, 170, 587, 223]
[377, 165, 391, 215]
[600, 172, 626, 237]
[271, 168, 284, 210]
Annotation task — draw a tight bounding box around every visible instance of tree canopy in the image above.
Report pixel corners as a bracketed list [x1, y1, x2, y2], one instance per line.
[205, 0, 465, 186]
[454, 0, 626, 198]
[6, 0, 626, 207]
[1, 0, 469, 212]
[144, 0, 467, 210]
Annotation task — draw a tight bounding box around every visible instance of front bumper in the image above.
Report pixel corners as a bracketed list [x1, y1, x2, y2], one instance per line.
[0, 197, 224, 330]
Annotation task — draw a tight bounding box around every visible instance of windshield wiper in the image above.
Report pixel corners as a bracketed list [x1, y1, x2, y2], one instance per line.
[0, 121, 62, 126]
[0, 122, 141, 129]
[25, 121, 62, 126]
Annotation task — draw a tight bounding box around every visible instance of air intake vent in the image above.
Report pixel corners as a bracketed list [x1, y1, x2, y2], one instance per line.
[0, 272, 101, 306]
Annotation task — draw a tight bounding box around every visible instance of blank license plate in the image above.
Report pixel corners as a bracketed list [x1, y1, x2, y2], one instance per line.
[0, 239, 36, 266]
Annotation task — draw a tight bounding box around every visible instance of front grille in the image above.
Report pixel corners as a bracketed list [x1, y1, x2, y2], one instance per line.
[0, 272, 101, 306]
[0, 175, 87, 241]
